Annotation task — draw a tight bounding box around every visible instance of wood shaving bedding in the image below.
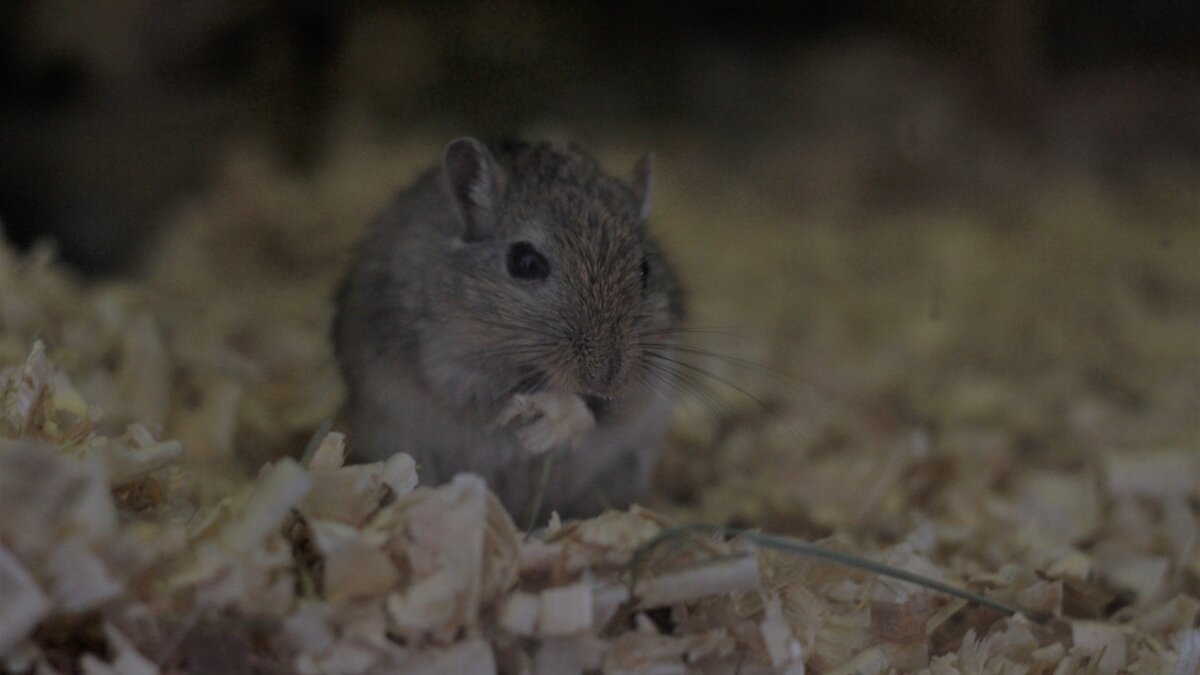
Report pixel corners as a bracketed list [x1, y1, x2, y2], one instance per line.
[2, 138, 1199, 673]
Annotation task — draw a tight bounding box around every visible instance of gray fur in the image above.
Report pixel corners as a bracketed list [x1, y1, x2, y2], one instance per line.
[334, 138, 684, 519]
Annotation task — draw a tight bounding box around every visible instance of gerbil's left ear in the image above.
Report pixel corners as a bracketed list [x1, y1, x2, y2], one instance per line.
[630, 153, 655, 221]
[443, 137, 504, 241]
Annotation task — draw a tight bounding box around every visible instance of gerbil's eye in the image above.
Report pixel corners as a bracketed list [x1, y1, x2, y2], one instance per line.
[507, 241, 550, 281]
[639, 256, 650, 291]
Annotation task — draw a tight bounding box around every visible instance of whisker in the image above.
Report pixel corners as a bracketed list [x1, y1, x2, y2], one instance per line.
[459, 344, 550, 362]
[643, 350, 773, 412]
[633, 362, 691, 409]
[637, 358, 736, 420]
[464, 315, 562, 342]
[640, 326, 754, 341]
[511, 367, 550, 395]
[630, 365, 726, 424]
[635, 341, 792, 386]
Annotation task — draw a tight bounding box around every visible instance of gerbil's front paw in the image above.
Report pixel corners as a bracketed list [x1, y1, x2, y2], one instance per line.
[493, 392, 595, 455]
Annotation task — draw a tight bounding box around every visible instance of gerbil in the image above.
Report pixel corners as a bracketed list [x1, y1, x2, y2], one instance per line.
[334, 138, 684, 519]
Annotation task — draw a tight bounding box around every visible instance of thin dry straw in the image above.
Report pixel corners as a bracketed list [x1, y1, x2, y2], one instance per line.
[300, 418, 335, 467]
[525, 450, 557, 536]
[629, 523, 1046, 622]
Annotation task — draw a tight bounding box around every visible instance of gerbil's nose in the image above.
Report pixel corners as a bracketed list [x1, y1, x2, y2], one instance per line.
[600, 351, 622, 388]
[584, 349, 623, 391]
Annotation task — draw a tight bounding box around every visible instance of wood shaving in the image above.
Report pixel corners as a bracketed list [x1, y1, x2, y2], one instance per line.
[0, 546, 50, 655]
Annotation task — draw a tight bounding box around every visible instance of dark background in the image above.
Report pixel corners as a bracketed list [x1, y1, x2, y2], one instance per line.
[2, 0, 1199, 274]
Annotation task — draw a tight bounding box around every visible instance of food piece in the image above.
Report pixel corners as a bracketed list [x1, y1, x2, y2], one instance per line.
[494, 391, 596, 455]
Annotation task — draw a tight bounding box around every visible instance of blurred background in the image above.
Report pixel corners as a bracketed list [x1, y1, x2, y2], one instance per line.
[2, 0, 1200, 273]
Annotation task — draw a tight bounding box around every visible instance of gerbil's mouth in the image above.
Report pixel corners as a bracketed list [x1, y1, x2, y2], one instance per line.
[508, 367, 617, 420]
[580, 393, 614, 419]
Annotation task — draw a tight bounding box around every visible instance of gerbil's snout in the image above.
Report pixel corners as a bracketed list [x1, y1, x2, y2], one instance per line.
[587, 349, 622, 390]
[574, 332, 628, 394]
[575, 336, 638, 421]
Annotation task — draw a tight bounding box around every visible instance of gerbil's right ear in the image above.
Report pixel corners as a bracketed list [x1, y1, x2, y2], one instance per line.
[443, 137, 503, 241]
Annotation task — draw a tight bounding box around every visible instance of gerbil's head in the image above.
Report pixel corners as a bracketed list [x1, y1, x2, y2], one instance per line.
[422, 137, 683, 420]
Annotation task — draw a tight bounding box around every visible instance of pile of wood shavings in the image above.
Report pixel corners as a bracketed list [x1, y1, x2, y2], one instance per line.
[2, 142, 1200, 673]
[0, 333, 763, 673]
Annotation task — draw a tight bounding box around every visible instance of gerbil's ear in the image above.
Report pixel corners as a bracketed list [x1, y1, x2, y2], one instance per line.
[630, 153, 655, 221]
[443, 137, 503, 241]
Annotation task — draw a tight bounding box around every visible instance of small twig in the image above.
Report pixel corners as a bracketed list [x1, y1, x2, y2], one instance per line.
[524, 451, 556, 536]
[299, 418, 334, 467]
[628, 523, 1045, 622]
